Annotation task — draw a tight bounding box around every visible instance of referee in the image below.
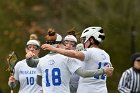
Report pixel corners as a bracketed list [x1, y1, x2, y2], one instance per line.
[118, 52, 140, 93]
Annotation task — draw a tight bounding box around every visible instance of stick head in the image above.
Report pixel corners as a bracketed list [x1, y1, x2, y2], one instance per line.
[7, 51, 18, 73]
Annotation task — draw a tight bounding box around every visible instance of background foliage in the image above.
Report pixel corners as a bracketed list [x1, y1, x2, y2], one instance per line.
[0, 0, 140, 93]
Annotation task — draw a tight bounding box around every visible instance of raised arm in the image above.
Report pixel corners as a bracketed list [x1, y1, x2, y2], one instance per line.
[41, 44, 85, 61]
[25, 51, 39, 67]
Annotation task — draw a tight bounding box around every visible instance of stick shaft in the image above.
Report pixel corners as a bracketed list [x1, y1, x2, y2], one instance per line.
[10, 73, 14, 93]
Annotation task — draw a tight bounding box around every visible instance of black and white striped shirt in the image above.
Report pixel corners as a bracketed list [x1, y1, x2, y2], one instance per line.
[118, 67, 140, 93]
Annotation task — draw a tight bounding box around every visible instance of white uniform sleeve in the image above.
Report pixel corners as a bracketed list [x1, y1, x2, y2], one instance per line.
[67, 58, 82, 74]
[14, 62, 20, 80]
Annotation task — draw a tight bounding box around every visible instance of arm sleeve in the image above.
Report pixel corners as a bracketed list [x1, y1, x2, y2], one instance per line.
[14, 62, 20, 81]
[26, 58, 39, 67]
[118, 71, 131, 93]
[75, 67, 104, 78]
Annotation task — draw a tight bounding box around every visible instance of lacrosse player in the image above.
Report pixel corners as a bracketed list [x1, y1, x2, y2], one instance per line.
[41, 26, 114, 93]
[8, 34, 42, 93]
[63, 34, 80, 93]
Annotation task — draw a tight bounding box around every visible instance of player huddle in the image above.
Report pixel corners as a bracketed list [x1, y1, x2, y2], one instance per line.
[8, 26, 114, 93]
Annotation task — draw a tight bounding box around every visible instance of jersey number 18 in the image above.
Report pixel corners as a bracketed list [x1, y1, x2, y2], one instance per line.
[45, 68, 61, 87]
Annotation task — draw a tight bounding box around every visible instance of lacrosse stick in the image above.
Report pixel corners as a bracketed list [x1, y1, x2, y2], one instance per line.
[7, 51, 18, 93]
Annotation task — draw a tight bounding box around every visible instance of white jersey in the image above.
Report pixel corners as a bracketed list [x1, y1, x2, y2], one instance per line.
[14, 59, 42, 93]
[37, 53, 82, 93]
[77, 48, 111, 93]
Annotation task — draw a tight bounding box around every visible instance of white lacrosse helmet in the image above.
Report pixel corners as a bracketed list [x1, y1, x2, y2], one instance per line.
[80, 26, 105, 43]
[64, 35, 77, 43]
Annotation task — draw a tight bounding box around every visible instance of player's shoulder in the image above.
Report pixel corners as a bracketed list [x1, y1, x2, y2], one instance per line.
[40, 55, 47, 60]
[40, 53, 68, 62]
[85, 47, 101, 53]
[71, 57, 81, 62]
[67, 57, 81, 64]
[54, 53, 69, 59]
[17, 59, 26, 64]
[90, 48, 110, 59]
[96, 48, 110, 57]
[55, 54, 69, 61]
[15, 59, 26, 67]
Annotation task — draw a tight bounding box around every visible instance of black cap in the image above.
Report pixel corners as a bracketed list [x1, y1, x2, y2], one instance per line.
[131, 52, 140, 63]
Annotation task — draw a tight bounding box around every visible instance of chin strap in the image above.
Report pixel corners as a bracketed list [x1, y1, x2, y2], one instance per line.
[87, 41, 93, 48]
